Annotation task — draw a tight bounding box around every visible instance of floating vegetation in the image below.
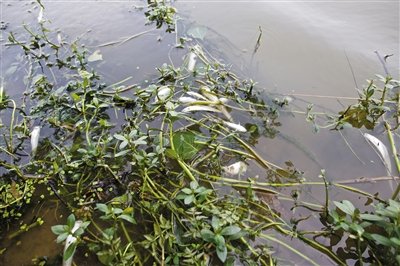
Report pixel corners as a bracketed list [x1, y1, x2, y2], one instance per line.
[0, 1, 399, 266]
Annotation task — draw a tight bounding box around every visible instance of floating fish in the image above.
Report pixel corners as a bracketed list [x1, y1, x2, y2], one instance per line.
[31, 126, 41, 154]
[181, 105, 221, 113]
[186, 91, 208, 101]
[187, 52, 197, 72]
[222, 161, 247, 176]
[364, 133, 392, 175]
[155, 86, 172, 102]
[200, 86, 219, 102]
[178, 96, 197, 104]
[222, 121, 247, 132]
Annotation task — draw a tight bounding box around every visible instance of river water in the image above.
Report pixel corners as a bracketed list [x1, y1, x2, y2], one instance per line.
[1, 0, 399, 265]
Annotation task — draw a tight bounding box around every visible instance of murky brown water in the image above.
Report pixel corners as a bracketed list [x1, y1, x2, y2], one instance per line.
[1, 1, 399, 265]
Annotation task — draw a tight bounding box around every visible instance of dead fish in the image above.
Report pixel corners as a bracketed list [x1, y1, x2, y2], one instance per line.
[31, 126, 41, 155]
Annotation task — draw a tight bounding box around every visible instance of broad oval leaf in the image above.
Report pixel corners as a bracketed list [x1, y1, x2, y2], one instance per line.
[220, 225, 241, 236]
[200, 228, 215, 243]
[334, 200, 355, 216]
[118, 214, 136, 224]
[51, 225, 66, 235]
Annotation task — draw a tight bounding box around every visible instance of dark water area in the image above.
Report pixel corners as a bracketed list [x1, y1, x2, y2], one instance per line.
[0, 1, 399, 265]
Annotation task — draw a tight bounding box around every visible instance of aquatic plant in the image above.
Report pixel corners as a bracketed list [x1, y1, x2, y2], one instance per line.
[1, 2, 399, 266]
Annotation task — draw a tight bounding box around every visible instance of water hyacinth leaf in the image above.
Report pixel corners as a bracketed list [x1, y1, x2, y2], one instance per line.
[363, 133, 392, 175]
[187, 26, 208, 40]
[88, 49, 103, 62]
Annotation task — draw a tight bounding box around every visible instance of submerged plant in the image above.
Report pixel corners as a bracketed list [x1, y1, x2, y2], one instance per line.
[1, 2, 399, 266]
[145, 0, 177, 33]
[326, 199, 400, 265]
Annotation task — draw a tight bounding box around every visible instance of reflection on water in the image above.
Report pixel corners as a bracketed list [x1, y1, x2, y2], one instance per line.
[1, 1, 398, 265]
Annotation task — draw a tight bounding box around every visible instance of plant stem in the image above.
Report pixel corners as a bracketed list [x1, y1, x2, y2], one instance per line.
[385, 122, 400, 199]
[260, 233, 319, 266]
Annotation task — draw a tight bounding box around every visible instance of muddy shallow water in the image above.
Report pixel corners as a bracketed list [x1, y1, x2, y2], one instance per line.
[1, 1, 399, 265]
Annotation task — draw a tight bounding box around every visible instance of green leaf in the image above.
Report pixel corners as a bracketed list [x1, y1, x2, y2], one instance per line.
[56, 232, 69, 243]
[370, 234, 392, 246]
[216, 244, 227, 262]
[96, 203, 109, 214]
[165, 149, 177, 159]
[97, 250, 115, 265]
[63, 242, 77, 261]
[71, 92, 81, 102]
[334, 200, 355, 216]
[175, 193, 188, 200]
[360, 213, 385, 221]
[133, 136, 147, 146]
[172, 131, 203, 160]
[118, 214, 136, 224]
[189, 181, 198, 190]
[119, 141, 128, 150]
[112, 208, 123, 215]
[390, 237, 400, 246]
[220, 225, 241, 236]
[114, 134, 127, 141]
[114, 150, 130, 158]
[200, 228, 215, 242]
[184, 194, 194, 205]
[51, 225, 66, 235]
[214, 234, 226, 251]
[66, 214, 75, 228]
[211, 216, 220, 231]
[181, 188, 192, 194]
